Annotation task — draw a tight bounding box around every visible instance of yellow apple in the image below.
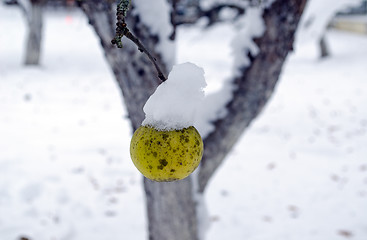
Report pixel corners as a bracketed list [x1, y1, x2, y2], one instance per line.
[130, 125, 203, 182]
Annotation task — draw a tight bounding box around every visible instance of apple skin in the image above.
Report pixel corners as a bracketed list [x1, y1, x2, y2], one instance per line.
[130, 125, 203, 182]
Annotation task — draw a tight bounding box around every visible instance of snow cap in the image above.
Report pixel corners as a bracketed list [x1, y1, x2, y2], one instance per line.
[142, 62, 206, 131]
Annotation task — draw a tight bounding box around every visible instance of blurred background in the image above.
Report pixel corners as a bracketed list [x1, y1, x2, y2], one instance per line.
[0, 0, 366, 239]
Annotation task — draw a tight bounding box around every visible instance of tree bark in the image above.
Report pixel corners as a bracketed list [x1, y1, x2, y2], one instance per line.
[80, 0, 307, 239]
[144, 178, 199, 240]
[24, 0, 44, 65]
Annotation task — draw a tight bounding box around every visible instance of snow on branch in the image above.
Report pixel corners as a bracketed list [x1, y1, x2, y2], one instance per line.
[198, 0, 308, 192]
[231, 7, 265, 75]
[195, 5, 266, 139]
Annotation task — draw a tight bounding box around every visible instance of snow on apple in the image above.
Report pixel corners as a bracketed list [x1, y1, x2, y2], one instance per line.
[142, 62, 207, 131]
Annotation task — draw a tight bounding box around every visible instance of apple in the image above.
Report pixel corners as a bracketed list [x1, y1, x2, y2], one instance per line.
[130, 125, 203, 181]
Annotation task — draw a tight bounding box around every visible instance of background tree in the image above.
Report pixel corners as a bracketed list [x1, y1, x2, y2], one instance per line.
[296, 0, 362, 59]
[79, 0, 307, 239]
[4, 0, 77, 65]
[24, 0, 46, 65]
[5, 0, 46, 65]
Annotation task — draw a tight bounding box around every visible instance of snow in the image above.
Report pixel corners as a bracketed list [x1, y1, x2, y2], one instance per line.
[1, 3, 367, 240]
[231, 7, 265, 75]
[205, 29, 367, 240]
[195, 82, 234, 138]
[142, 62, 206, 131]
[133, 0, 175, 67]
[0, 7, 146, 240]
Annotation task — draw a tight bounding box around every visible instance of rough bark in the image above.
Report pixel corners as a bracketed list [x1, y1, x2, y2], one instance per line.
[198, 0, 308, 192]
[144, 178, 198, 240]
[80, 0, 307, 239]
[24, 0, 44, 65]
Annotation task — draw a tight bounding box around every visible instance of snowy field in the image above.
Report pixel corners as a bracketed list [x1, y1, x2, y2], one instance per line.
[1, 4, 367, 240]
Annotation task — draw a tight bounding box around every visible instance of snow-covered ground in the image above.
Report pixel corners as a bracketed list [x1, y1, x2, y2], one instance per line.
[1, 5, 367, 240]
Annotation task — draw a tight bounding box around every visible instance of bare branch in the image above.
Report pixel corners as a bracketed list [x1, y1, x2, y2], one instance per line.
[6, 0, 31, 22]
[171, 1, 246, 27]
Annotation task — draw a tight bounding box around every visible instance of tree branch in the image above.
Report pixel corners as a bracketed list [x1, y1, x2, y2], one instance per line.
[7, 0, 31, 22]
[198, 0, 308, 192]
[171, 1, 246, 27]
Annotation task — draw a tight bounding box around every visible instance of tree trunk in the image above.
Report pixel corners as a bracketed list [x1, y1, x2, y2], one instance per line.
[80, 2, 199, 240]
[24, 0, 44, 65]
[80, 0, 307, 239]
[319, 34, 329, 58]
[144, 178, 199, 240]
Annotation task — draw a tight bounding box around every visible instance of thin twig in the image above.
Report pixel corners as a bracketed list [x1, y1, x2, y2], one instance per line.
[111, 0, 167, 82]
[124, 31, 167, 81]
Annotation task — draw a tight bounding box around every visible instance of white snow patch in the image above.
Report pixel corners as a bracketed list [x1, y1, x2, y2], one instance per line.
[142, 62, 206, 130]
[195, 81, 234, 138]
[231, 7, 265, 75]
[133, 0, 175, 67]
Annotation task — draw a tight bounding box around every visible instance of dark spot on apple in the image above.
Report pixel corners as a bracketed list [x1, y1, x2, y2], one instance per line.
[162, 134, 169, 140]
[159, 159, 168, 166]
[157, 159, 168, 170]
